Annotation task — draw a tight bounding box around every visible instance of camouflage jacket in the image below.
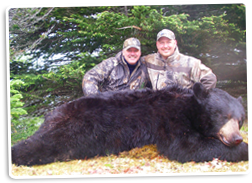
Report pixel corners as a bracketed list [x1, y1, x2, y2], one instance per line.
[82, 51, 151, 96]
[143, 47, 217, 90]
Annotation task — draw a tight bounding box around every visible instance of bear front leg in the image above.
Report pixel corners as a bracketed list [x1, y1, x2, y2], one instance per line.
[158, 136, 248, 163]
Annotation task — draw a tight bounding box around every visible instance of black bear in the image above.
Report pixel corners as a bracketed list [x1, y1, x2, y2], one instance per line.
[11, 83, 248, 166]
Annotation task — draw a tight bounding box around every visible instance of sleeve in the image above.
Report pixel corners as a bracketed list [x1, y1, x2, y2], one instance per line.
[140, 58, 153, 89]
[82, 58, 116, 96]
[191, 59, 217, 90]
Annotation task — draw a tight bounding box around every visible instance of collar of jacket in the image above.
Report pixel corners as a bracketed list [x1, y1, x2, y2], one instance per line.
[157, 46, 180, 63]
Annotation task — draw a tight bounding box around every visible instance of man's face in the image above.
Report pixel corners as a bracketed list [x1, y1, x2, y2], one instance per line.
[122, 47, 141, 65]
[156, 37, 177, 59]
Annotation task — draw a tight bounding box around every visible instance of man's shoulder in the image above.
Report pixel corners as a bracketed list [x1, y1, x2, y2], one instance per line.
[99, 54, 121, 67]
[142, 53, 159, 65]
[105, 56, 119, 64]
[142, 53, 166, 70]
[86, 56, 119, 76]
[178, 53, 201, 64]
[143, 53, 157, 60]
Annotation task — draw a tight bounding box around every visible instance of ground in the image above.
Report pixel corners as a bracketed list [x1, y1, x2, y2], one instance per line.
[11, 83, 249, 176]
[11, 155, 249, 176]
[11, 124, 248, 176]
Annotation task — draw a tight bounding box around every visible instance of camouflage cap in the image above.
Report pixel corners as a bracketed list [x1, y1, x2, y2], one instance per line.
[123, 37, 141, 50]
[157, 29, 176, 41]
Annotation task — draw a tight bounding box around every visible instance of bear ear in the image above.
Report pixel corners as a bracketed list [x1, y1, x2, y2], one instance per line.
[237, 96, 243, 104]
[193, 82, 209, 101]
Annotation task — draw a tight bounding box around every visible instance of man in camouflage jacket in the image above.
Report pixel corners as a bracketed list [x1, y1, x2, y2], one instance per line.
[82, 38, 151, 96]
[144, 29, 217, 90]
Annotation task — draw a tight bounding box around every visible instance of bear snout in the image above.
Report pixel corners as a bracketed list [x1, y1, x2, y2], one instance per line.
[233, 135, 243, 146]
[218, 118, 243, 147]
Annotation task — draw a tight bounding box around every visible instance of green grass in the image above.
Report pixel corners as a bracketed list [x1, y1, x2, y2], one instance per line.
[10, 121, 249, 177]
[11, 147, 249, 177]
[11, 135, 249, 177]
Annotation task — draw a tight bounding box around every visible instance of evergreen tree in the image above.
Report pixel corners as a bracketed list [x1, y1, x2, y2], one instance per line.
[9, 4, 246, 116]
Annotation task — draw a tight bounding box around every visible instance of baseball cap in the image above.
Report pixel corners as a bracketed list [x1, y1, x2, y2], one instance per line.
[123, 37, 141, 50]
[157, 29, 176, 41]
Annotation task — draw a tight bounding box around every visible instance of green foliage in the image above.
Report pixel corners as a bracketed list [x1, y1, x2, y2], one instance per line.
[10, 80, 43, 145]
[9, 4, 246, 117]
[11, 116, 44, 145]
[10, 80, 27, 121]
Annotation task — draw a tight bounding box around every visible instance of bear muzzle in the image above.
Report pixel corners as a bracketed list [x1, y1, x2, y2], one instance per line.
[217, 118, 243, 147]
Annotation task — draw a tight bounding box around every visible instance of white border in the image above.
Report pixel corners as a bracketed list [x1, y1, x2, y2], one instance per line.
[6, 0, 251, 179]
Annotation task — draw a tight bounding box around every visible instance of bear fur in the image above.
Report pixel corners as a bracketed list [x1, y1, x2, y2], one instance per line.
[11, 83, 248, 166]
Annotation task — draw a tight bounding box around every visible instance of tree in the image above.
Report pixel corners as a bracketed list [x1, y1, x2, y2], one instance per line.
[10, 80, 27, 121]
[9, 8, 55, 59]
[8, 4, 246, 116]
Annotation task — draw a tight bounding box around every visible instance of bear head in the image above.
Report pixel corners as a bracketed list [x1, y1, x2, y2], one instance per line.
[192, 82, 245, 147]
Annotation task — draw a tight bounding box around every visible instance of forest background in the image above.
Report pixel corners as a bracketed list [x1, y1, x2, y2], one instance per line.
[8, 4, 247, 144]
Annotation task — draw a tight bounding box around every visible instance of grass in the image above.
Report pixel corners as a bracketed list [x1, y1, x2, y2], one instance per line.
[10, 83, 249, 177]
[11, 145, 249, 177]
[11, 154, 249, 177]
[10, 124, 249, 177]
